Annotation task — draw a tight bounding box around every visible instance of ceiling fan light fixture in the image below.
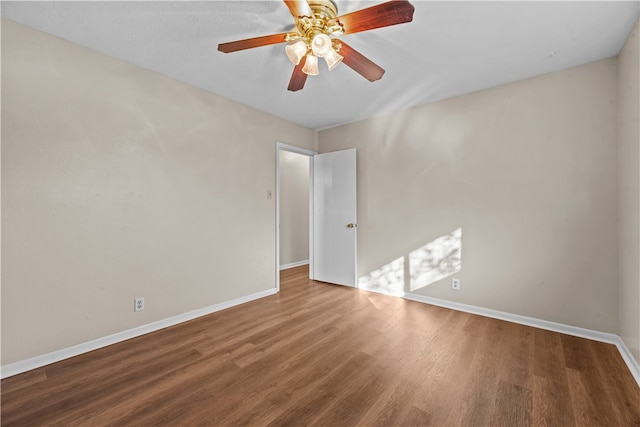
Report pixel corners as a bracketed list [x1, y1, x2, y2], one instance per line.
[323, 49, 343, 71]
[285, 40, 308, 65]
[302, 54, 319, 75]
[311, 33, 333, 57]
[217, 0, 416, 91]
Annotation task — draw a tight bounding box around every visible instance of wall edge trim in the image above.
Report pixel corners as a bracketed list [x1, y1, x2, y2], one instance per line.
[0, 288, 277, 379]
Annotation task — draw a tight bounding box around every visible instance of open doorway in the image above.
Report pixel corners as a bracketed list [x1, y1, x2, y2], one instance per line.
[276, 142, 316, 291]
[279, 150, 309, 268]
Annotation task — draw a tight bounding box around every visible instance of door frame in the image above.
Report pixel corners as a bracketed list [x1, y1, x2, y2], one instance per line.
[275, 142, 317, 292]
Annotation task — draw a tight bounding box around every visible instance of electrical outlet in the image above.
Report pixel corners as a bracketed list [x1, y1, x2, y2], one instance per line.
[451, 278, 461, 290]
[134, 297, 145, 312]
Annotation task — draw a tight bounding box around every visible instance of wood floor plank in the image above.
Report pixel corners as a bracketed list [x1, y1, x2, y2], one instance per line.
[0, 367, 47, 394]
[488, 380, 533, 427]
[227, 323, 385, 426]
[2, 348, 205, 426]
[2, 265, 638, 426]
[531, 328, 576, 426]
[410, 312, 488, 424]
[587, 339, 640, 425]
[566, 367, 609, 427]
[447, 319, 509, 426]
[266, 351, 378, 426]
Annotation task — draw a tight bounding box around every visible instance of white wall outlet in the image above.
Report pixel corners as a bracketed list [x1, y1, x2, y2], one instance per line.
[134, 297, 145, 312]
[451, 278, 461, 290]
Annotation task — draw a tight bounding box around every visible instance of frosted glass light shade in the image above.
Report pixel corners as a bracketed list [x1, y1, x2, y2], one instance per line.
[302, 54, 319, 75]
[311, 33, 333, 57]
[285, 40, 307, 65]
[323, 49, 343, 71]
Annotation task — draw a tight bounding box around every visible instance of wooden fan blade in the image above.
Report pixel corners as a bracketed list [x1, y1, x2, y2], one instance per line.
[288, 57, 308, 92]
[337, 0, 415, 35]
[339, 42, 385, 82]
[283, 0, 312, 18]
[218, 33, 289, 53]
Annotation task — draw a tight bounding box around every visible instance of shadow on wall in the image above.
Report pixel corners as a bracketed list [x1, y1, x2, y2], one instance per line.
[358, 228, 462, 296]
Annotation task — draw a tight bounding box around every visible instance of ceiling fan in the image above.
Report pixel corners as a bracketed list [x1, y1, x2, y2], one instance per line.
[217, 0, 415, 92]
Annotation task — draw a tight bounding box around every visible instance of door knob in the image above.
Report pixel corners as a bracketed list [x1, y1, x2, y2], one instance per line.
[346, 223, 356, 228]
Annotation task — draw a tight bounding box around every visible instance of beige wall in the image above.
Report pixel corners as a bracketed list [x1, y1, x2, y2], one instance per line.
[319, 58, 619, 333]
[1, 16, 636, 369]
[279, 150, 309, 267]
[0, 20, 315, 364]
[618, 18, 640, 365]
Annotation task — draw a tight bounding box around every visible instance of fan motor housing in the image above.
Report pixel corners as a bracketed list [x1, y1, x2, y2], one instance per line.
[296, 0, 343, 38]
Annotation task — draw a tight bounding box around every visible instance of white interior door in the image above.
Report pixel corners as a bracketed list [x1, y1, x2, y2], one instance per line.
[312, 149, 357, 287]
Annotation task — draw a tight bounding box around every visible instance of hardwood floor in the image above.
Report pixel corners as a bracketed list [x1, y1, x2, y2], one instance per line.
[2, 265, 639, 426]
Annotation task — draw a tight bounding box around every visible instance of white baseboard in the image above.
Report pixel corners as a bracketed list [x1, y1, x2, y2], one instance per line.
[614, 336, 640, 387]
[403, 292, 619, 343]
[371, 288, 640, 387]
[0, 288, 277, 379]
[279, 260, 309, 270]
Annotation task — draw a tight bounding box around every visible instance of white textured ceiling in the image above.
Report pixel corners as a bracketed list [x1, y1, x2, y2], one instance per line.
[2, 1, 639, 129]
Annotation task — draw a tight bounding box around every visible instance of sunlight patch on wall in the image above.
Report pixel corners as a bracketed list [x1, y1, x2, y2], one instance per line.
[358, 228, 462, 295]
[409, 228, 461, 292]
[358, 256, 405, 296]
